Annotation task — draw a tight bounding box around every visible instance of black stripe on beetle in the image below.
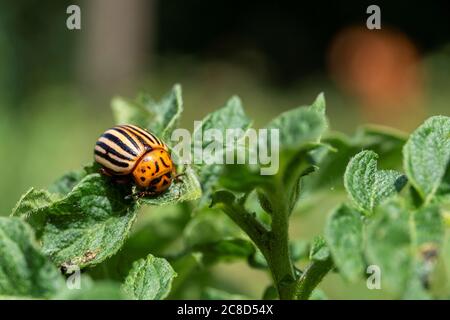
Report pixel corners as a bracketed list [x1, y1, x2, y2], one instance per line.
[154, 136, 162, 146]
[95, 141, 133, 161]
[145, 130, 162, 146]
[124, 125, 157, 145]
[160, 157, 170, 168]
[94, 150, 130, 168]
[112, 127, 140, 150]
[150, 177, 162, 185]
[102, 133, 138, 157]
[119, 125, 152, 150]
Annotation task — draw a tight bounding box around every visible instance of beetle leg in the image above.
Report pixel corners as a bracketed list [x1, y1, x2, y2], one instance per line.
[125, 191, 144, 201]
[114, 176, 131, 185]
[130, 190, 158, 200]
[124, 193, 134, 200]
[99, 167, 112, 177]
[174, 172, 185, 183]
[100, 167, 131, 185]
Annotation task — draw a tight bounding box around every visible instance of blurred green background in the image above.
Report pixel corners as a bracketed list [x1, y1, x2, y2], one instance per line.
[0, 0, 449, 299]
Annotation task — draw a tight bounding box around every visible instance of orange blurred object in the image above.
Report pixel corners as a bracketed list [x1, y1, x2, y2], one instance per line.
[328, 27, 424, 126]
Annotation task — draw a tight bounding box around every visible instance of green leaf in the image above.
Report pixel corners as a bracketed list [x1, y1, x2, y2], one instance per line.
[184, 210, 254, 264]
[139, 84, 184, 140]
[0, 217, 64, 298]
[310, 92, 326, 114]
[403, 116, 450, 203]
[112, 84, 183, 141]
[344, 150, 407, 214]
[366, 200, 413, 296]
[14, 174, 139, 269]
[366, 199, 445, 297]
[413, 205, 444, 288]
[304, 125, 406, 193]
[11, 188, 60, 237]
[309, 236, 330, 262]
[88, 204, 192, 282]
[194, 96, 251, 150]
[414, 206, 444, 247]
[197, 165, 223, 208]
[14, 165, 199, 270]
[48, 164, 97, 195]
[12, 188, 59, 219]
[437, 164, 450, 199]
[194, 96, 252, 206]
[266, 93, 328, 151]
[325, 204, 365, 282]
[138, 166, 202, 206]
[123, 254, 177, 300]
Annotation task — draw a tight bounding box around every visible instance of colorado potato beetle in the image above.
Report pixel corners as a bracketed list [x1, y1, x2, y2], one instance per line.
[94, 124, 176, 196]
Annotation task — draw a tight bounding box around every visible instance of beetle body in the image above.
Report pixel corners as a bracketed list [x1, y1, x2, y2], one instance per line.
[94, 124, 175, 194]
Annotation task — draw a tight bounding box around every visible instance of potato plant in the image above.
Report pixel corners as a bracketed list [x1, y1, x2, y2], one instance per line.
[1, 84, 449, 300]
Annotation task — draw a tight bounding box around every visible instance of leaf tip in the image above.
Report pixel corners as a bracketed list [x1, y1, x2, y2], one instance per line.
[312, 92, 326, 114]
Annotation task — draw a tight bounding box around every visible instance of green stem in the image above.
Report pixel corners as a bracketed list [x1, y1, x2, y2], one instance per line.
[264, 197, 296, 299]
[295, 256, 333, 300]
[219, 192, 296, 299]
[218, 202, 270, 254]
[215, 179, 301, 300]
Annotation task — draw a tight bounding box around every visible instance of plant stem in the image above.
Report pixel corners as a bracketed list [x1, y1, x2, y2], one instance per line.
[218, 202, 270, 254]
[218, 192, 296, 299]
[216, 186, 299, 299]
[295, 256, 333, 300]
[263, 190, 296, 300]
